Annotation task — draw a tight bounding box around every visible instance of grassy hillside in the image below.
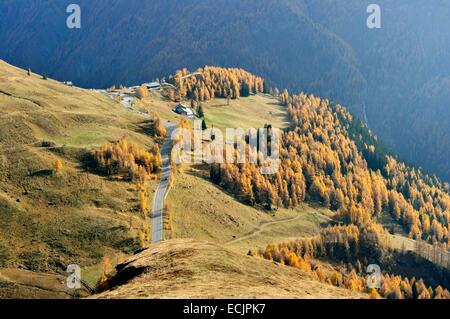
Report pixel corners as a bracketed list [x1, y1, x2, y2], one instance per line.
[93, 239, 367, 299]
[0, 60, 157, 277]
[168, 165, 333, 255]
[2, 60, 448, 299]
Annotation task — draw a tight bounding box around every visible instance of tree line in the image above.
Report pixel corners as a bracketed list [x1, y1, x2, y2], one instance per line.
[168, 66, 268, 102]
[257, 225, 450, 299]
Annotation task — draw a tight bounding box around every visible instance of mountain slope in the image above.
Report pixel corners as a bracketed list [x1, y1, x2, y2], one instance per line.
[0, 61, 449, 299]
[304, 0, 450, 181]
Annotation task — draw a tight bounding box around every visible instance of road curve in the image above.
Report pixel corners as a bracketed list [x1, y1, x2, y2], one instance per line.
[151, 122, 176, 243]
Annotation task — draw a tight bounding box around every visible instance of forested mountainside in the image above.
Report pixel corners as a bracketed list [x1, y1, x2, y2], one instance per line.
[1, 0, 449, 181]
[303, 0, 450, 184]
[173, 66, 450, 249]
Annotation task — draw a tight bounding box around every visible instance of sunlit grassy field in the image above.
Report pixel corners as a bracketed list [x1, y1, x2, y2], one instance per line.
[167, 165, 333, 254]
[140, 93, 289, 131]
[204, 95, 289, 130]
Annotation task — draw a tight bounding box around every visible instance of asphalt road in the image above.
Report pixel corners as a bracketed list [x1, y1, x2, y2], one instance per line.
[151, 122, 176, 243]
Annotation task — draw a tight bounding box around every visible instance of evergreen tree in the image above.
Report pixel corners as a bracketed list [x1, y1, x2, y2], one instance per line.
[197, 104, 204, 118]
[263, 80, 270, 94]
[201, 119, 207, 131]
[241, 82, 250, 97]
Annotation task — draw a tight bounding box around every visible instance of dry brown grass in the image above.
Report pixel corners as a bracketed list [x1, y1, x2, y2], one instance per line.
[93, 239, 367, 299]
[0, 268, 90, 299]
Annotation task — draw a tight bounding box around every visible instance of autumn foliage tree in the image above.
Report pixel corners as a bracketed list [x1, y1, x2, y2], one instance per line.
[53, 159, 63, 173]
[139, 190, 148, 213]
[153, 114, 167, 137]
[135, 84, 149, 100]
[258, 225, 450, 299]
[96, 256, 114, 293]
[92, 138, 161, 181]
[169, 66, 266, 102]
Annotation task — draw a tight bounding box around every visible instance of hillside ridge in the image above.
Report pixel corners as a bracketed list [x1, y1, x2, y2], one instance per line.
[93, 239, 366, 299]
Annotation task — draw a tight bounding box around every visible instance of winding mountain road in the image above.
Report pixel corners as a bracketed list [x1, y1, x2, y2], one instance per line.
[151, 122, 176, 243]
[105, 91, 176, 243]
